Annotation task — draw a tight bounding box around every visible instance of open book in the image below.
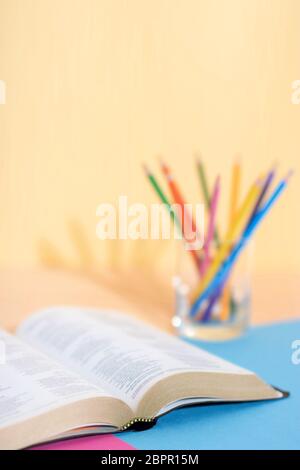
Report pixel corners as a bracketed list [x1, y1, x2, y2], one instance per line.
[0, 307, 286, 449]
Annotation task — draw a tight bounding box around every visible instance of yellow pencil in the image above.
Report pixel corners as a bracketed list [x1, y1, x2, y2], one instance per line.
[191, 179, 262, 302]
[222, 159, 241, 320]
[229, 159, 241, 225]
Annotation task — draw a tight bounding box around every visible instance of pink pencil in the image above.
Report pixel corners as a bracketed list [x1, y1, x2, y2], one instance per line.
[202, 175, 220, 274]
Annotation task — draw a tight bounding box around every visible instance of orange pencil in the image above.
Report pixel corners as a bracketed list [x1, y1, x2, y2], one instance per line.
[160, 159, 203, 274]
[220, 285, 230, 321]
[160, 160, 198, 235]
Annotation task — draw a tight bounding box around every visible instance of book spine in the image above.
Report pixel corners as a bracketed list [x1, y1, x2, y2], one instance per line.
[120, 417, 156, 431]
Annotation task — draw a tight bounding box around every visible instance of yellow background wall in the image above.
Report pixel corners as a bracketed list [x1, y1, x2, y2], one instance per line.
[0, 0, 299, 274]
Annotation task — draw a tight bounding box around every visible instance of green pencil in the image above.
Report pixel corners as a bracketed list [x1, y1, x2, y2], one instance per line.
[196, 157, 211, 209]
[143, 164, 181, 230]
[143, 163, 203, 276]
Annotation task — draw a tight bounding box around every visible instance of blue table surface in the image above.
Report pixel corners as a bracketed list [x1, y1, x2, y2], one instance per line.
[121, 320, 300, 450]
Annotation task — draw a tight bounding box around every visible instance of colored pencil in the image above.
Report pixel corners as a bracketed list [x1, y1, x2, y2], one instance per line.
[196, 156, 211, 209]
[247, 165, 276, 225]
[202, 175, 220, 273]
[220, 285, 230, 321]
[219, 159, 241, 322]
[143, 164, 180, 225]
[190, 172, 291, 316]
[191, 178, 262, 303]
[200, 291, 219, 323]
[160, 159, 200, 249]
[196, 156, 220, 246]
[144, 164, 202, 274]
[200, 161, 239, 322]
[229, 159, 241, 225]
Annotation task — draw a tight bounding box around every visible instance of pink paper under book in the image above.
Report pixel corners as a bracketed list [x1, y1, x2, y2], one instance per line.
[30, 435, 135, 451]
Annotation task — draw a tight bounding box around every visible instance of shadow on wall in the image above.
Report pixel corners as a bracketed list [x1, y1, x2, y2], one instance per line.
[37, 218, 176, 312]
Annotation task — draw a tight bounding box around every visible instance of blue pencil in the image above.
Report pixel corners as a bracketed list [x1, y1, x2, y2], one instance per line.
[190, 172, 292, 318]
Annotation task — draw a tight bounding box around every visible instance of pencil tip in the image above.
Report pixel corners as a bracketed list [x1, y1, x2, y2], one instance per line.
[271, 161, 278, 172]
[234, 153, 242, 165]
[285, 169, 294, 182]
[159, 157, 170, 174]
[142, 163, 151, 175]
[195, 153, 202, 164]
[158, 156, 165, 166]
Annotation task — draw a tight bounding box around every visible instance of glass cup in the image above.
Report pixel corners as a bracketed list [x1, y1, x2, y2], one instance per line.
[172, 241, 253, 341]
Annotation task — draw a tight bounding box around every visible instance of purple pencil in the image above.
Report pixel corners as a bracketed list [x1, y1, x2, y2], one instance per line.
[202, 175, 220, 274]
[248, 166, 276, 224]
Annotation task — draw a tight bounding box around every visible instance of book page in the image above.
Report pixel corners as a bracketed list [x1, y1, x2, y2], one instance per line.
[17, 307, 252, 411]
[0, 329, 110, 430]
